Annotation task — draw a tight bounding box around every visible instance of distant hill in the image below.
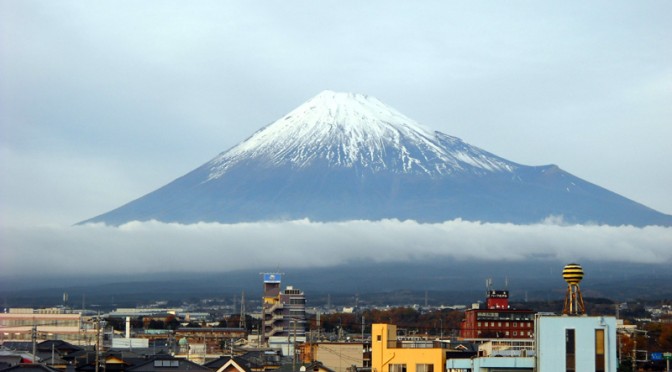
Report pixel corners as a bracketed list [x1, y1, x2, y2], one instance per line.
[82, 91, 672, 226]
[2, 260, 670, 309]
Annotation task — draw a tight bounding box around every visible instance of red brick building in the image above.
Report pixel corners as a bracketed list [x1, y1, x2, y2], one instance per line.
[459, 290, 535, 339]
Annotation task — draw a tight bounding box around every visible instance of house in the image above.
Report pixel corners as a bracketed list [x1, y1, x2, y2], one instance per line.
[300, 342, 370, 372]
[206, 357, 253, 372]
[0, 364, 61, 372]
[204, 351, 282, 372]
[126, 356, 211, 372]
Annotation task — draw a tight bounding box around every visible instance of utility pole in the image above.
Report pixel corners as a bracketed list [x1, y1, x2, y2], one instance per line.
[95, 315, 102, 372]
[439, 318, 443, 339]
[316, 312, 321, 341]
[31, 323, 37, 364]
[292, 320, 297, 372]
[239, 290, 247, 329]
[632, 339, 636, 372]
[616, 304, 622, 367]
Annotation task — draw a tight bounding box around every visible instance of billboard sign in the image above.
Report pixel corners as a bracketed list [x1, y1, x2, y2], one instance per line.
[488, 290, 509, 298]
[263, 273, 282, 283]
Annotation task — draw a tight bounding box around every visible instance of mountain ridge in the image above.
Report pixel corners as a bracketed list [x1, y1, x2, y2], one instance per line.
[82, 91, 672, 227]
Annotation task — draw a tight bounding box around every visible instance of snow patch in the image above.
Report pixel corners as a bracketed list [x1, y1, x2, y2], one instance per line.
[206, 91, 518, 180]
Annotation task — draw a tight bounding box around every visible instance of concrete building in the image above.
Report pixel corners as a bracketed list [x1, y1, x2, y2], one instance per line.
[446, 314, 617, 371]
[261, 273, 307, 341]
[536, 314, 616, 372]
[459, 290, 535, 340]
[301, 342, 371, 372]
[0, 309, 99, 346]
[372, 324, 474, 372]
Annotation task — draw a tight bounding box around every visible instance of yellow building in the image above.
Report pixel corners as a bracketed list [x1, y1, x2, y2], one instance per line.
[372, 324, 446, 372]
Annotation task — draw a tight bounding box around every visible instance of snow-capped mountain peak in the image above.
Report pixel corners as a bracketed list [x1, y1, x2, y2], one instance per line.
[81, 91, 672, 227]
[206, 91, 515, 180]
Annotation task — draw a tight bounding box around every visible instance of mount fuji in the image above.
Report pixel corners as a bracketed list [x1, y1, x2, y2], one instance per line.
[82, 91, 672, 226]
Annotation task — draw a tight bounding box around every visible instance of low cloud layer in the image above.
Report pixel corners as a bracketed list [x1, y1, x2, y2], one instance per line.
[1, 219, 670, 279]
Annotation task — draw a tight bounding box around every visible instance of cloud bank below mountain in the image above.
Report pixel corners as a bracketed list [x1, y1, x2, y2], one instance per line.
[1, 219, 670, 280]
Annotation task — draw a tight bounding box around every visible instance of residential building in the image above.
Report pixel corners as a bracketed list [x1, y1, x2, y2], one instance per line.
[125, 356, 212, 372]
[204, 351, 283, 372]
[300, 342, 370, 372]
[0, 309, 99, 346]
[261, 273, 307, 348]
[372, 324, 473, 372]
[174, 327, 246, 354]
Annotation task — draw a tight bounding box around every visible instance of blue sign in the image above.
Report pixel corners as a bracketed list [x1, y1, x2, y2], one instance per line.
[651, 352, 663, 361]
[263, 273, 282, 283]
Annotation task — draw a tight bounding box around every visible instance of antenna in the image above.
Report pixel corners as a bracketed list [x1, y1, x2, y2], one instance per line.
[505, 277, 509, 289]
[232, 295, 237, 317]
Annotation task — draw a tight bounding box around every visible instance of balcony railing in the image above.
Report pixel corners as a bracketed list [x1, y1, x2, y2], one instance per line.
[387, 340, 444, 349]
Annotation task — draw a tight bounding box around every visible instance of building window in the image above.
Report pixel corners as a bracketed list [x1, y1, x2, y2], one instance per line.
[497, 322, 501, 327]
[513, 331, 517, 336]
[377, 335, 381, 341]
[477, 322, 481, 327]
[416, 364, 433, 372]
[513, 322, 517, 327]
[154, 360, 179, 367]
[505, 331, 509, 336]
[389, 364, 406, 372]
[566, 329, 576, 372]
[505, 322, 509, 327]
[595, 329, 605, 372]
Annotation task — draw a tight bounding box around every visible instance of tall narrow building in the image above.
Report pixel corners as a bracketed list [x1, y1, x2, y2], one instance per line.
[261, 273, 307, 344]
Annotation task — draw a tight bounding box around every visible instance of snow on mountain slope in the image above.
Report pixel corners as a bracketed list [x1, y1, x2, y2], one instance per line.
[80, 90, 672, 227]
[206, 91, 516, 180]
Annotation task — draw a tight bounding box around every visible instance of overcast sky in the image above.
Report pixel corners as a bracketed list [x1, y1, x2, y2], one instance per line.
[1, 2, 671, 279]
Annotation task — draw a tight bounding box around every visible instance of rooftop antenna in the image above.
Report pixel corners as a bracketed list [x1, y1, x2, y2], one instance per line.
[232, 295, 237, 317]
[485, 278, 493, 292]
[562, 263, 586, 315]
[505, 277, 509, 289]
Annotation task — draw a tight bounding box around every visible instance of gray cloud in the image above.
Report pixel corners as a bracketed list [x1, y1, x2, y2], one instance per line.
[1, 219, 670, 279]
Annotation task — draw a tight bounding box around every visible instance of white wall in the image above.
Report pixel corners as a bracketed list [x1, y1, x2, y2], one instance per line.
[535, 315, 617, 372]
